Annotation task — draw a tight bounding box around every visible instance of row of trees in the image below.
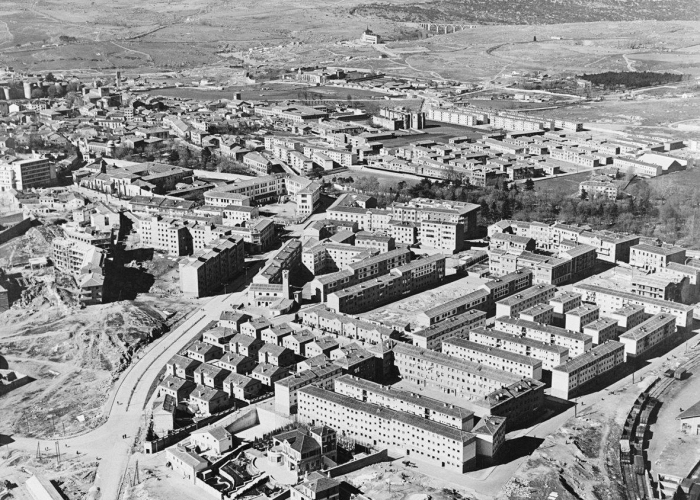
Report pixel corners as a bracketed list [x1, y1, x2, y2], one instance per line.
[577, 71, 684, 89]
[113, 141, 253, 176]
[339, 173, 700, 247]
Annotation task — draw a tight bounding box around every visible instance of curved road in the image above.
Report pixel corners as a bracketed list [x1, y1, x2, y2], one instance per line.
[8, 289, 248, 500]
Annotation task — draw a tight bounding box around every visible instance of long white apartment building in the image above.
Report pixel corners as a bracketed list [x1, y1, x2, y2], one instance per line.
[573, 283, 694, 328]
[618, 313, 676, 358]
[297, 385, 479, 472]
[468, 326, 569, 370]
[550, 341, 625, 399]
[393, 343, 524, 399]
[334, 375, 476, 431]
[408, 309, 487, 350]
[613, 157, 662, 178]
[426, 106, 483, 126]
[442, 337, 543, 380]
[495, 316, 592, 357]
[495, 284, 557, 318]
[417, 289, 490, 328]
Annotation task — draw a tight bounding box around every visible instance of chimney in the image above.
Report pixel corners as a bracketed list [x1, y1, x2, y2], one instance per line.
[283, 270, 292, 300]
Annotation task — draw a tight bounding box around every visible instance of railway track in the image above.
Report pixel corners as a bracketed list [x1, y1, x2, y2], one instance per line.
[619, 342, 700, 500]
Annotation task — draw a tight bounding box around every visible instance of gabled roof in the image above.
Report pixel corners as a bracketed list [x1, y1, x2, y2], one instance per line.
[678, 401, 700, 420]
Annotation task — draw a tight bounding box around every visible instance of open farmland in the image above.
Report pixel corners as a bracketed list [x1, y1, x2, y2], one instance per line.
[1, 0, 700, 86]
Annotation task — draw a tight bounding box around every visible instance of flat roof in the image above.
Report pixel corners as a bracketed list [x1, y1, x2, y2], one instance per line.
[393, 343, 522, 384]
[495, 316, 590, 342]
[552, 341, 624, 373]
[335, 374, 474, 420]
[575, 283, 694, 312]
[620, 313, 676, 341]
[470, 327, 569, 355]
[497, 284, 556, 307]
[299, 385, 475, 443]
[443, 337, 542, 367]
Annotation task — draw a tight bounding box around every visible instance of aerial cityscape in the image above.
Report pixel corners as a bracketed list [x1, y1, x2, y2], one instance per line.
[1, 1, 700, 499]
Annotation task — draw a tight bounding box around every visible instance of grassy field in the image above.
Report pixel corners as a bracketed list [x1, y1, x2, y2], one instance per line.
[535, 171, 593, 194]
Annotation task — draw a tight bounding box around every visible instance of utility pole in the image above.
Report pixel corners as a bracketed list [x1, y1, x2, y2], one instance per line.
[55, 441, 60, 465]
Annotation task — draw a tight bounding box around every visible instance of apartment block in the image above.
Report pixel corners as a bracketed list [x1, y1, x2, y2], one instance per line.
[579, 180, 618, 200]
[573, 283, 693, 328]
[550, 341, 625, 399]
[274, 362, 343, 416]
[565, 304, 600, 332]
[495, 284, 557, 318]
[518, 304, 554, 324]
[619, 313, 676, 359]
[495, 316, 592, 357]
[468, 327, 569, 370]
[334, 375, 476, 431]
[480, 269, 534, 306]
[420, 220, 465, 253]
[659, 262, 700, 287]
[604, 304, 647, 335]
[443, 337, 543, 380]
[578, 231, 639, 264]
[138, 215, 193, 256]
[51, 237, 105, 276]
[393, 342, 524, 399]
[355, 231, 395, 253]
[417, 289, 490, 328]
[0, 155, 55, 191]
[309, 247, 411, 302]
[582, 317, 619, 345]
[326, 255, 446, 314]
[489, 233, 536, 253]
[549, 291, 582, 326]
[613, 157, 662, 178]
[630, 244, 686, 272]
[631, 274, 678, 301]
[409, 309, 487, 350]
[426, 107, 482, 127]
[298, 385, 478, 472]
[179, 236, 245, 298]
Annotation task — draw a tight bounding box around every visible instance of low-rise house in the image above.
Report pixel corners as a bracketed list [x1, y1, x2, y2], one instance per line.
[190, 426, 233, 455]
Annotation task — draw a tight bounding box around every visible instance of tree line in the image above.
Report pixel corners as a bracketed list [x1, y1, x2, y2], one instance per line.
[577, 71, 684, 89]
[335, 174, 700, 247]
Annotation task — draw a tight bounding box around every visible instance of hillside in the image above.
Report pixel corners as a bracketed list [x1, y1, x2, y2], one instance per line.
[353, 0, 700, 25]
[0, 292, 167, 438]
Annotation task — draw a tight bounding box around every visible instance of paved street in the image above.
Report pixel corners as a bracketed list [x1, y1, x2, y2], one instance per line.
[6, 287, 249, 500]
